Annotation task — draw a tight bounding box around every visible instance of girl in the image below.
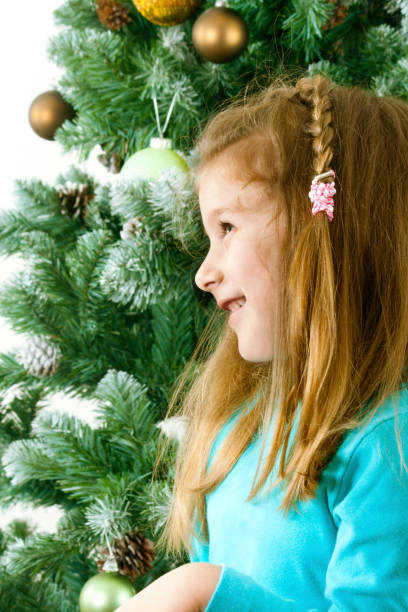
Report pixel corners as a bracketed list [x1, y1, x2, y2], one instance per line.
[118, 74, 408, 611]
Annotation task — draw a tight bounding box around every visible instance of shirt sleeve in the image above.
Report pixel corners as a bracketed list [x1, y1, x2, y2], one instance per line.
[324, 415, 408, 609]
[204, 565, 301, 611]
[204, 414, 408, 611]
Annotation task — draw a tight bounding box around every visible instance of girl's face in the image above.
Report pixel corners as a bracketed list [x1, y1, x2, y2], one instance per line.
[195, 153, 287, 362]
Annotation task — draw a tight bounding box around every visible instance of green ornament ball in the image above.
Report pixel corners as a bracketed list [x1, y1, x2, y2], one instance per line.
[120, 137, 189, 180]
[79, 572, 136, 612]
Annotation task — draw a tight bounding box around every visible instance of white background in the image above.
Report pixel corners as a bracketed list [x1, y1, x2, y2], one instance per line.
[0, 1, 106, 531]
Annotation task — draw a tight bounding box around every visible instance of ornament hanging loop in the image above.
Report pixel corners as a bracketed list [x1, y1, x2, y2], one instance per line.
[152, 89, 179, 139]
[102, 533, 119, 572]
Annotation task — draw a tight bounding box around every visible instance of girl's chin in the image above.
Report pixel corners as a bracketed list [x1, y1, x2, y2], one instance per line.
[237, 341, 274, 363]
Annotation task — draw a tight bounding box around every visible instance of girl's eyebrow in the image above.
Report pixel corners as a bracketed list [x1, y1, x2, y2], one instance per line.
[208, 205, 241, 219]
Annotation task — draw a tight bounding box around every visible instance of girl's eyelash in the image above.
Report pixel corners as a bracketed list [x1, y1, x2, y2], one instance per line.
[218, 221, 234, 236]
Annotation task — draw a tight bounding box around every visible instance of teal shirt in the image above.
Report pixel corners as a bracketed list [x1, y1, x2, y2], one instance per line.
[189, 388, 408, 610]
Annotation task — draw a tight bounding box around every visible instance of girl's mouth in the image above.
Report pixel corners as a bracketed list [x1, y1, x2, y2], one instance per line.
[229, 297, 246, 312]
[229, 299, 246, 323]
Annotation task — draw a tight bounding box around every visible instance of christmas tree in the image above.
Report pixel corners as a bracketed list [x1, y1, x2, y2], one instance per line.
[0, 1, 407, 609]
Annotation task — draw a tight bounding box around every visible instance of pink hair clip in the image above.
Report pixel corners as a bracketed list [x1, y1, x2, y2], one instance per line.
[308, 170, 336, 222]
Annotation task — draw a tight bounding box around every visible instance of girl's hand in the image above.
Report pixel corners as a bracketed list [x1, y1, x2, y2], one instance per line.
[116, 562, 222, 612]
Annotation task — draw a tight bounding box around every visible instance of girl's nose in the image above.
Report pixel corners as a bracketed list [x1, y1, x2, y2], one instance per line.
[195, 253, 223, 292]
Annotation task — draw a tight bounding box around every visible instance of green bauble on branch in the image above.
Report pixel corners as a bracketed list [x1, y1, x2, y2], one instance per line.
[79, 571, 136, 612]
[120, 90, 189, 180]
[120, 137, 189, 180]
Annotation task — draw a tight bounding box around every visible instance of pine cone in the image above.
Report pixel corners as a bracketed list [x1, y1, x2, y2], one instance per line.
[56, 181, 93, 222]
[120, 218, 144, 240]
[97, 150, 122, 173]
[97, 0, 131, 30]
[16, 337, 62, 377]
[112, 531, 156, 580]
[96, 549, 109, 572]
[323, 3, 348, 30]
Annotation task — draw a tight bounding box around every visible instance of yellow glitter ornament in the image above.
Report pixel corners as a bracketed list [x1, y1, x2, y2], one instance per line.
[133, 0, 203, 26]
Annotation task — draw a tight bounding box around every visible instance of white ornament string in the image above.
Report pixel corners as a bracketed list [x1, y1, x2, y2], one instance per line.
[152, 90, 178, 138]
[102, 533, 119, 571]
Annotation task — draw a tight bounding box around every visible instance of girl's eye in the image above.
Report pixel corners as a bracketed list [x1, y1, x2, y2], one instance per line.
[218, 221, 234, 237]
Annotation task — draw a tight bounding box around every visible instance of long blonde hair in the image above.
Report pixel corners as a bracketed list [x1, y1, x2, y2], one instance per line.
[154, 74, 408, 559]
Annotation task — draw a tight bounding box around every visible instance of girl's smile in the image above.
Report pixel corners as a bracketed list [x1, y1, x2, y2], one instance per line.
[194, 151, 287, 363]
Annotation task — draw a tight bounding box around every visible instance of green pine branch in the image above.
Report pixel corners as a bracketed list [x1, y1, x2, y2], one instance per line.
[282, 0, 335, 62]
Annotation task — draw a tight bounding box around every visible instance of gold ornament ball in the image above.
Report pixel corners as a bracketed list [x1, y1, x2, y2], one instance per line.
[192, 6, 249, 63]
[28, 91, 76, 141]
[133, 0, 203, 26]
